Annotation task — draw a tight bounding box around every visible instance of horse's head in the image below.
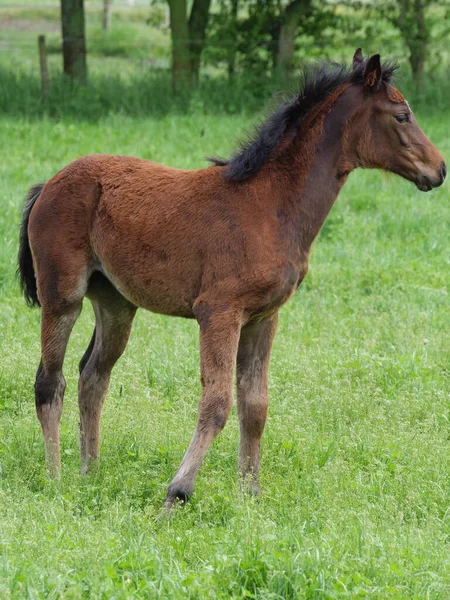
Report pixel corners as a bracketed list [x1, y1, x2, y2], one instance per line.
[348, 49, 446, 192]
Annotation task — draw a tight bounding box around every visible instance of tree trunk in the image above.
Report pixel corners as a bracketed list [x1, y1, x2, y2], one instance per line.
[276, 0, 311, 77]
[227, 0, 239, 79]
[168, 0, 191, 90]
[408, 39, 426, 83]
[103, 0, 111, 32]
[61, 0, 87, 84]
[188, 0, 212, 85]
[269, 18, 281, 73]
[395, 0, 428, 85]
[408, 0, 426, 84]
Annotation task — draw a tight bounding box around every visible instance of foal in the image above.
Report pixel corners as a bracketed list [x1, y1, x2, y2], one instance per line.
[18, 50, 445, 508]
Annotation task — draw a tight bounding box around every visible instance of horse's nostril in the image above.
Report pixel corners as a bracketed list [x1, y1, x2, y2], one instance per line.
[440, 161, 447, 181]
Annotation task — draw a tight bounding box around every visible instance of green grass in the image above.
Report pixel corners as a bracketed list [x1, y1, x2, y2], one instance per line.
[0, 107, 450, 598]
[2, 4, 450, 597]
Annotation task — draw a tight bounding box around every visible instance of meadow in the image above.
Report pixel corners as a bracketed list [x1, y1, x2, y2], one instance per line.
[0, 103, 449, 598]
[1, 4, 450, 597]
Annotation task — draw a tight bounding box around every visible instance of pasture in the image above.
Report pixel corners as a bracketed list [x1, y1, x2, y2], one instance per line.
[0, 107, 449, 598]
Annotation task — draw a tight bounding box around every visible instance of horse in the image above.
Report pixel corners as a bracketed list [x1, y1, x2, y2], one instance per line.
[18, 50, 446, 509]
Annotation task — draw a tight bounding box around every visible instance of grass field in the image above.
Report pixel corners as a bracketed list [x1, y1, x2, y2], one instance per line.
[0, 104, 449, 599]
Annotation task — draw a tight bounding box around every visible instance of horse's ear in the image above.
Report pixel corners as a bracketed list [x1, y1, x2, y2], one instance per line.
[364, 54, 382, 90]
[352, 48, 363, 70]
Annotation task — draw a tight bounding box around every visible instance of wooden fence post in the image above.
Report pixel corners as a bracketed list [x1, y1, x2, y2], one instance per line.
[103, 0, 111, 32]
[38, 35, 49, 100]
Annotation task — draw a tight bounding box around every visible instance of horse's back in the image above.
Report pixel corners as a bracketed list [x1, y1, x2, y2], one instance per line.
[28, 153, 201, 251]
[26, 153, 282, 317]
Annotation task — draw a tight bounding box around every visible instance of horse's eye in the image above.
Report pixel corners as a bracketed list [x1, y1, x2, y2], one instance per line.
[395, 113, 409, 123]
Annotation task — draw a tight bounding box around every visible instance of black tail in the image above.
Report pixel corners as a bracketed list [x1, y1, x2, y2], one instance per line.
[17, 183, 45, 307]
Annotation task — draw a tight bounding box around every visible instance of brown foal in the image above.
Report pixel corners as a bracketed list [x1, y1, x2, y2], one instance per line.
[18, 50, 445, 508]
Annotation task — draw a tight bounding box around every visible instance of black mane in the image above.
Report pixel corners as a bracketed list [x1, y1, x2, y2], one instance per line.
[209, 59, 396, 182]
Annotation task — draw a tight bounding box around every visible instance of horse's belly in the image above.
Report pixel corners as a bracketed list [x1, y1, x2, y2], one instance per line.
[96, 252, 199, 318]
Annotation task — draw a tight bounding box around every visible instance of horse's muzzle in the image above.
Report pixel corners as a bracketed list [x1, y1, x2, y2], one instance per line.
[416, 161, 447, 192]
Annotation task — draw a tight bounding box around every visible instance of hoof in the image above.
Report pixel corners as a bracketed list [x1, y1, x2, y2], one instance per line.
[249, 482, 260, 496]
[165, 482, 193, 510]
[80, 457, 99, 477]
[47, 466, 61, 480]
[240, 474, 260, 496]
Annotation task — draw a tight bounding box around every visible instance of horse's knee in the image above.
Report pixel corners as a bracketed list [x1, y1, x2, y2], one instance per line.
[35, 364, 65, 408]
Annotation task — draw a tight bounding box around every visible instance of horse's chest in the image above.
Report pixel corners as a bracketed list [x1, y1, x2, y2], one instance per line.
[251, 261, 308, 320]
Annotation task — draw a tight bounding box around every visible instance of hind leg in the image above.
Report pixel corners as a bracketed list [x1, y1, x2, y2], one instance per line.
[30, 224, 91, 475]
[79, 328, 96, 376]
[36, 304, 82, 476]
[79, 275, 136, 474]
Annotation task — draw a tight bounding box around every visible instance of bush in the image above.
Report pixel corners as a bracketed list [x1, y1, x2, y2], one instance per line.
[1, 65, 449, 122]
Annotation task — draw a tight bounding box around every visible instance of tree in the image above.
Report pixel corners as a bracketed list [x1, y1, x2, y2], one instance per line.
[276, 0, 312, 76]
[167, 0, 212, 89]
[167, 0, 191, 89]
[227, 0, 239, 78]
[189, 0, 212, 83]
[345, 0, 447, 83]
[206, 0, 319, 78]
[61, 0, 87, 84]
[391, 0, 430, 83]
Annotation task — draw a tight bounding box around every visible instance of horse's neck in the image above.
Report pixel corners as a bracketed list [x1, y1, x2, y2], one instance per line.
[280, 93, 357, 254]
